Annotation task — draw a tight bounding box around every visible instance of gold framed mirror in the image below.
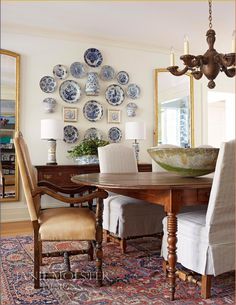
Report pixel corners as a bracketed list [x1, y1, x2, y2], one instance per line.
[0, 49, 20, 202]
[154, 68, 194, 147]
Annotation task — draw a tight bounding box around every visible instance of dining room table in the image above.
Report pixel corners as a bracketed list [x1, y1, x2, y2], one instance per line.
[71, 171, 213, 301]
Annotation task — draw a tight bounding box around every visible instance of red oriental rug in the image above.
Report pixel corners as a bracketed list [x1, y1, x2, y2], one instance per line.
[0, 235, 235, 305]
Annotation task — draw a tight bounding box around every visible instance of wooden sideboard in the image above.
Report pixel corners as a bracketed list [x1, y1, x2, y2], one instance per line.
[35, 164, 152, 188]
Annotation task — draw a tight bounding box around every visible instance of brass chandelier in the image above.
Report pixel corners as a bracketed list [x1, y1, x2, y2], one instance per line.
[167, 0, 235, 89]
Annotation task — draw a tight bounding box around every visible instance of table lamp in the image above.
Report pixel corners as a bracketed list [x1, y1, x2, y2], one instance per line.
[40, 119, 63, 165]
[125, 121, 146, 162]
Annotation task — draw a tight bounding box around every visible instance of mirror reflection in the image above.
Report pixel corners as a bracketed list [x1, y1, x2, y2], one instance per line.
[0, 50, 20, 201]
[154, 68, 194, 147]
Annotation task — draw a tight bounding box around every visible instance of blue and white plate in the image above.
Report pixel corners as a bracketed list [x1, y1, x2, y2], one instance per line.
[105, 84, 125, 106]
[53, 64, 68, 80]
[99, 65, 115, 81]
[127, 83, 141, 99]
[84, 48, 103, 67]
[70, 62, 87, 78]
[117, 71, 129, 85]
[63, 125, 79, 143]
[39, 76, 56, 93]
[108, 127, 122, 143]
[83, 100, 103, 122]
[59, 80, 81, 103]
[84, 128, 103, 140]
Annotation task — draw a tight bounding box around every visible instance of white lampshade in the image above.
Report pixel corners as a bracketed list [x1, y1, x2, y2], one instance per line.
[125, 121, 146, 140]
[41, 119, 63, 140]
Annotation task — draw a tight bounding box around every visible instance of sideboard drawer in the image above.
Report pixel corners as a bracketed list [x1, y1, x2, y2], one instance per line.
[35, 164, 152, 188]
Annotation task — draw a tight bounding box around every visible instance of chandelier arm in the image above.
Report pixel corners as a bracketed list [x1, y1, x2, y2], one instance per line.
[215, 53, 236, 67]
[191, 71, 203, 80]
[222, 67, 235, 78]
[167, 66, 189, 76]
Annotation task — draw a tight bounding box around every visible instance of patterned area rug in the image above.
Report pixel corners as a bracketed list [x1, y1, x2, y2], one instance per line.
[0, 235, 235, 305]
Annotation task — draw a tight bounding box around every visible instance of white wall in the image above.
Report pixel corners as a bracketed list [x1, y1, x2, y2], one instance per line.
[1, 30, 234, 222]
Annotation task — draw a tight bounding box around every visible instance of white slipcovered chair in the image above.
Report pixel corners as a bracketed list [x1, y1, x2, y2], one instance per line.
[161, 139, 235, 298]
[98, 143, 166, 253]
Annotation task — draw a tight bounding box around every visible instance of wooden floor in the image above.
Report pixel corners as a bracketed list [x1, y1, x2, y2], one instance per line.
[1, 221, 33, 237]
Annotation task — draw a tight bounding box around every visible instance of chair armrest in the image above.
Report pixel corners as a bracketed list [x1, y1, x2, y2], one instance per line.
[38, 180, 95, 195]
[32, 186, 108, 205]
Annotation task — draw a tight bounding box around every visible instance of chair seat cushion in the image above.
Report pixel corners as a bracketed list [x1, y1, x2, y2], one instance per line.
[105, 195, 163, 218]
[39, 207, 96, 241]
[103, 195, 166, 238]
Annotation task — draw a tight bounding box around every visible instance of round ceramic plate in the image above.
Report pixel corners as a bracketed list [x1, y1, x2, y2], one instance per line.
[53, 64, 68, 80]
[84, 127, 103, 140]
[39, 76, 56, 93]
[84, 48, 103, 67]
[70, 62, 87, 78]
[105, 84, 125, 106]
[83, 100, 103, 122]
[108, 127, 122, 143]
[127, 83, 141, 99]
[99, 65, 115, 81]
[63, 125, 79, 143]
[117, 71, 129, 85]
[59, 80, 81, 103]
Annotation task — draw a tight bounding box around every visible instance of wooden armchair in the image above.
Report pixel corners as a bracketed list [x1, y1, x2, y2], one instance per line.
[14, 132, 107, 289]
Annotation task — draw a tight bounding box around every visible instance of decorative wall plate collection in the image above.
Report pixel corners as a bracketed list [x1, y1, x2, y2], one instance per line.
[39, 48, 141, 144]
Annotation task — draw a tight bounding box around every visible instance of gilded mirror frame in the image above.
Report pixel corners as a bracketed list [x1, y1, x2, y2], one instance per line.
[154, 68, 194, 147]
[0, 49, 20, 202]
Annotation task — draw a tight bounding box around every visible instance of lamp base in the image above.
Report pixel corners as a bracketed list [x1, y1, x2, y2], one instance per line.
[132, 141, 140, 163]
[47, 139, 57, 165]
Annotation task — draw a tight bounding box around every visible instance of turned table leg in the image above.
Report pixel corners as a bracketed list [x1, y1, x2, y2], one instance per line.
[167, 212, 177, 301]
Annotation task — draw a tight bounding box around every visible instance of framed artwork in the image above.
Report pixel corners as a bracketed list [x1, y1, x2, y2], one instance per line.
[63, 107, 78, 122]
[107, 109, 121, 123]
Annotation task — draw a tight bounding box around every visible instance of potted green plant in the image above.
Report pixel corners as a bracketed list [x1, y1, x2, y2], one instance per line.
[67, 138, 109, 164]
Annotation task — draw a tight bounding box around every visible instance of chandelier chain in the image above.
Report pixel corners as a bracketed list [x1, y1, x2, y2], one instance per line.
[208, 0, 212, 29]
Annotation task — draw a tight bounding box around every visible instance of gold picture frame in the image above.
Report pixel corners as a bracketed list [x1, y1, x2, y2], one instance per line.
[63, 107, 78, 122]
[107, 109, 121, 123]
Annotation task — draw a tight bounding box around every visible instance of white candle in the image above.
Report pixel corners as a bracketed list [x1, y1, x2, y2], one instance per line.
[184, 35, 189, 55]
[170, 47, 175, 66]
[231, 30, 236, 53]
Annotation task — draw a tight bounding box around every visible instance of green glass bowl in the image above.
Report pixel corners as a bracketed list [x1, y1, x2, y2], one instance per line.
[148, 147, 219, 177]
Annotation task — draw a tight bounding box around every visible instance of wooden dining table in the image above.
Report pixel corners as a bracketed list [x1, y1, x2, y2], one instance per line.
[71, 171, 213, 301]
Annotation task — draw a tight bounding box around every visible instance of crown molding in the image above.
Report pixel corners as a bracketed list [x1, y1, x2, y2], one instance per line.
[2, 22, 174, 55]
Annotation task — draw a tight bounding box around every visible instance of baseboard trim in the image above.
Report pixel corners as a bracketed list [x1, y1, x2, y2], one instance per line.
[0, 205, 30, 223]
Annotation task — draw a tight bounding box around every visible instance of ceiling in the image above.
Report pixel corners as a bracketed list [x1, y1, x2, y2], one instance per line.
[1, 1, 235, 54]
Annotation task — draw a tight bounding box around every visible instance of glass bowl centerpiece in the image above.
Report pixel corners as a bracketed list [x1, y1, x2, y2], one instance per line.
[147, 146, 219, 177]
[68, 138, 109, 164]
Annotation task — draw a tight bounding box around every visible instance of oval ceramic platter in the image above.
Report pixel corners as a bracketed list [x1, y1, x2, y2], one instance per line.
[117, 71, 129, 85]
[84, 48, 103, 67]
[63, 125, 79, 143]
[105, 84, 125, 106]
[53, 64, 68, 80]
[127, 83, 141, 99]
[83, 100, 103, 122]
[39, 76, 57, 93]
[84, 127, 103, 140]
[59, 80, 81, 103]
[70, 62, 87, 78]
[99, 65, 115, 81]
[108, 127, 122, 143]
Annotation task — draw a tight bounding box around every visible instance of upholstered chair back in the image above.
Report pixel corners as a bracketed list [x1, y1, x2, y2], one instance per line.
[14, 132, 40, 221]
[98, 143, 138, 173]
[206, 140, 235, 229]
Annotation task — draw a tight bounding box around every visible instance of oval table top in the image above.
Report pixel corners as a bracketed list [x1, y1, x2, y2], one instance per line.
[71, 172, 213, 191]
